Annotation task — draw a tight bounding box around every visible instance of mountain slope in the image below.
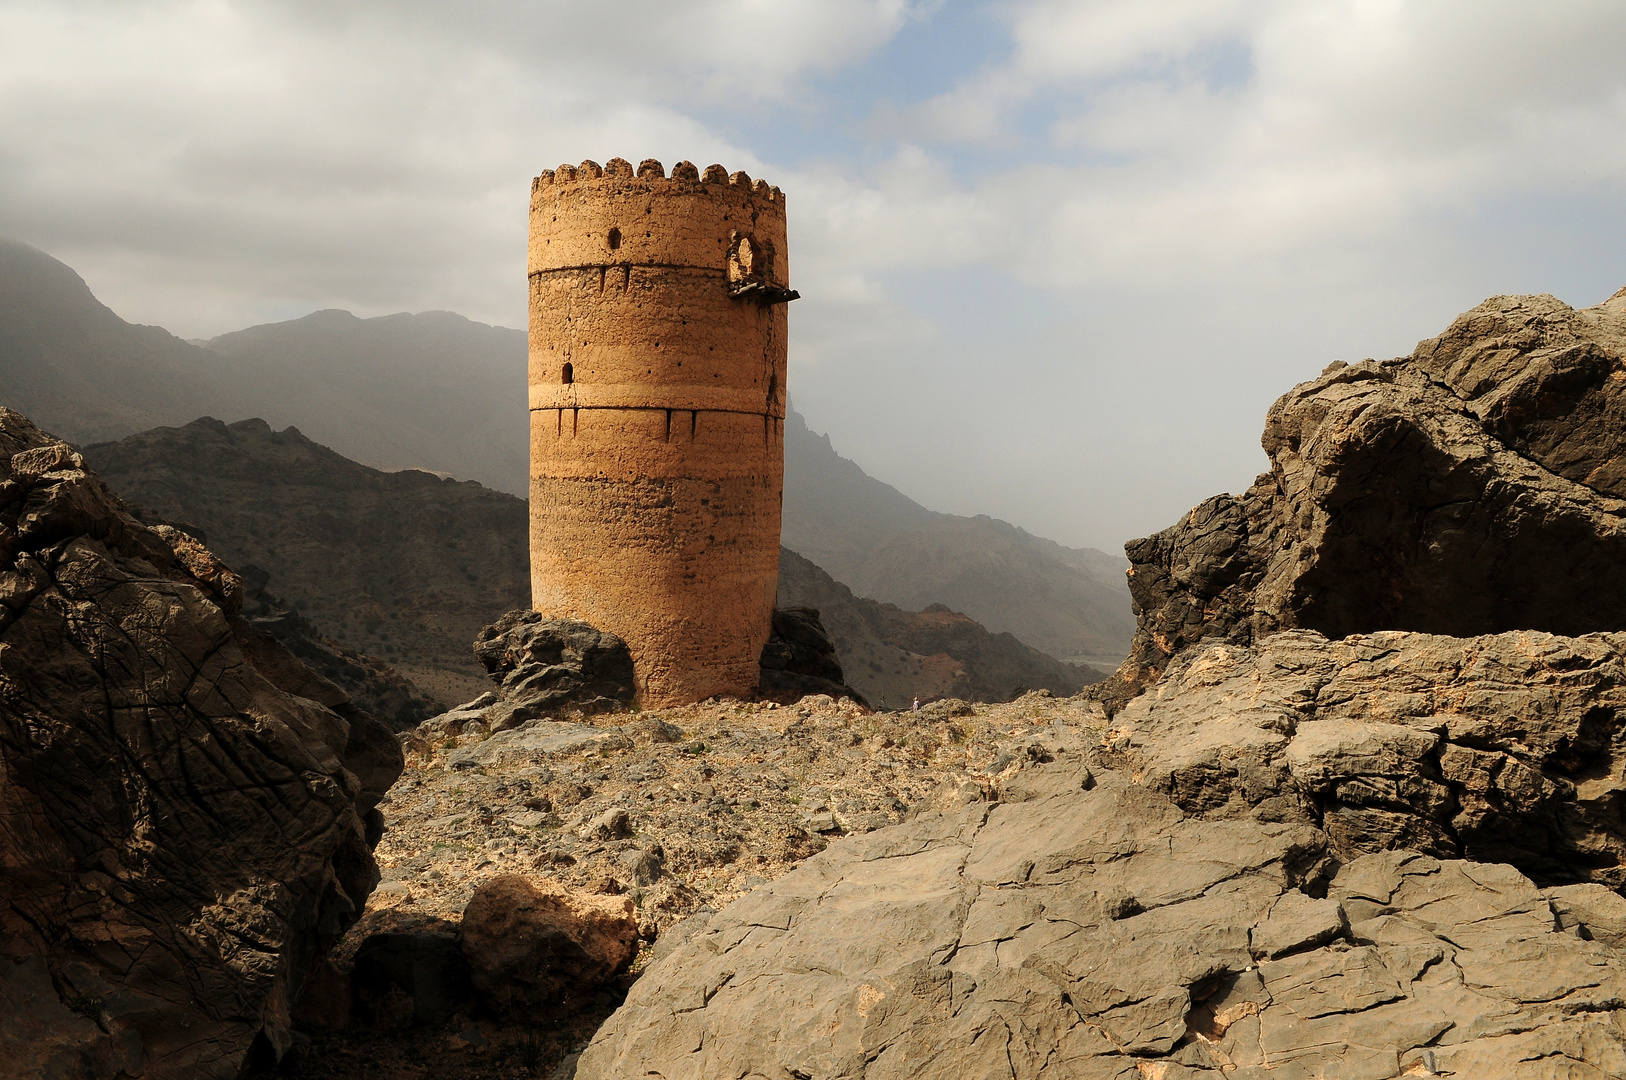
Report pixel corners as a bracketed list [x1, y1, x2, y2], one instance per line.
[85, 417, 531, 704]
[202, 309, 528, 494]
[0, 238, 231, 443]
[86, 418, 1089, 706]
[782, 409, 1134, 667]
[0, 238, 529, 494]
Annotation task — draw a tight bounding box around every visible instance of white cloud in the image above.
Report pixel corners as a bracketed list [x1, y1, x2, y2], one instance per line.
[828, 0, 1626, 297]
[0, 0, 918, 332]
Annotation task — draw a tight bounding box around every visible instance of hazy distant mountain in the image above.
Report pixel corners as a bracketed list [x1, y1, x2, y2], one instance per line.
[4, 238, 1132, 664]
[0, 238, 528, 494]
[782, 410, 1134, 667]
[0, 238, 230, 443]
[201, 308, 528, 494]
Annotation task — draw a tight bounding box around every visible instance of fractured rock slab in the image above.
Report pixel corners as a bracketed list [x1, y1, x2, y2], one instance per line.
[1100, 285, 1626, 709]
[577, 766, 1626, 1079]
[0, 407, 401, 1078]
[1116, 628, 1626, 890]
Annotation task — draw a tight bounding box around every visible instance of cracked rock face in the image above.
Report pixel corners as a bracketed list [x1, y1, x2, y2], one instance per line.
[1115, 628, 1626, 890]
[576, 760, 1626, 1078]
[1100, 286, 1626, 709]
[0, 407, 402, 1079]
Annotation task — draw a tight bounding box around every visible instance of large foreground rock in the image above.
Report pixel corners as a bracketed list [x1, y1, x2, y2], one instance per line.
[578, 620, 1626, 1077]
[0, 407, 401, 1078]
[1116, 628, 1626, 890]
[1102, 286, 1626, 708]
[577, 763, 1626, 1078]
[458, 874, 639, 1014]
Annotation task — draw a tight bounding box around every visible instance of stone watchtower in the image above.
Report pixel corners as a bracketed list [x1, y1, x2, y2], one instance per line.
[527, 157, 794, 707]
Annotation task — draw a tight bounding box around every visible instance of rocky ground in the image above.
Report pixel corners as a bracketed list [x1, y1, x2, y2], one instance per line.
[274, 689, 1104, 1079]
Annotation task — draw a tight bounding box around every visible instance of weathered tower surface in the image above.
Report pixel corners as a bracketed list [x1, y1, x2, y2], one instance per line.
[528, 157, 793, 707]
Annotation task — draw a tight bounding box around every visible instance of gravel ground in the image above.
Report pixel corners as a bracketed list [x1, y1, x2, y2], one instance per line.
[272, 689, 1109, 1079]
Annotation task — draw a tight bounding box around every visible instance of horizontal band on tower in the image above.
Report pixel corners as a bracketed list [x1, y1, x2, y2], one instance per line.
[529, 382, 785, 416]
[528, 262, 731, 278]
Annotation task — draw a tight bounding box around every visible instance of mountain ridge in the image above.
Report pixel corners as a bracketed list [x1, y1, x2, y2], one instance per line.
[86, 417, 1096, 706]
[4, 237, 1132, 664]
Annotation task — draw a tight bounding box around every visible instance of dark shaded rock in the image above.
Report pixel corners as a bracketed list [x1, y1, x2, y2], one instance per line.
[1096, 286, 1626, 711]
[756, 606, 866, 704]
[0, 407, 402, 1078]
[288, 957, 351, 1032]
[472, 610, 635, 728]
[457, 875, 639, 1015]
[351, 931, 472, 1028]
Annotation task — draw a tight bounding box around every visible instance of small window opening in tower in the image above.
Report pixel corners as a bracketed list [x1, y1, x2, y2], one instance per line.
[607, 227, 621, 250]
[561, 362, 574, 384]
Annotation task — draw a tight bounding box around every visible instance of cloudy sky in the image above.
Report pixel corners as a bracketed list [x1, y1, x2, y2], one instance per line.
[3, 1, 1624, 552]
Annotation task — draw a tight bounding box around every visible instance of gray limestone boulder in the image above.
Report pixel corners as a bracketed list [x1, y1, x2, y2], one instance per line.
[576, 761, 1626, 1078]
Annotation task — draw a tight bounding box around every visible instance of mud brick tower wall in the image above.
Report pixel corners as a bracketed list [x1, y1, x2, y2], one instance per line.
[528, 157, 791, 706]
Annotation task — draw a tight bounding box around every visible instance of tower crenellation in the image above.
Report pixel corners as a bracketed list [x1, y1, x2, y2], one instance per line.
[532, 159, 783, 200]
[526, 157, 794, 706]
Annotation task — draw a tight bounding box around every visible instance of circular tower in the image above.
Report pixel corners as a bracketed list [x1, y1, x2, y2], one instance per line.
[527, 157, 793, 707]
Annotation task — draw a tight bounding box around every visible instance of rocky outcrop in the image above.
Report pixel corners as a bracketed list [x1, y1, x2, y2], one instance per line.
[1115, 628, 1626, 890]
[1101, 286, 1626, 710]
[575, 615, 1626, 1076]
[756, 606, 865, 705]
[0, 407, 401, 1078]
[458, 875, 639, 1015]
[472, 610, 636, 727]
[577, 764, 1626, 1078]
